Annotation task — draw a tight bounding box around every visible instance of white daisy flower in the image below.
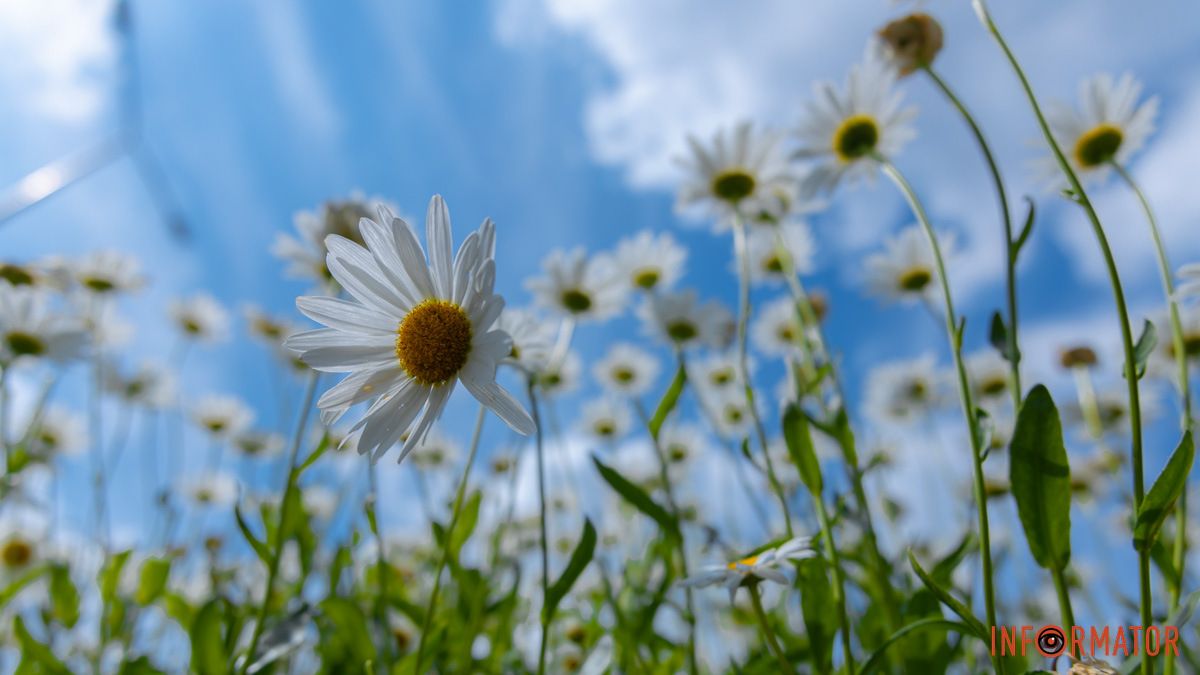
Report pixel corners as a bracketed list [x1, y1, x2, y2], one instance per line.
[169, 293, 230, 343]
[1176, 262, 1200, 303]
[185, 472, 240, 508]
[301, 485, 338, 522]
[863, 354, 945, 424]
[1064, 383, 1161, 439]
[233, 430, 285, 459]
[191, 394, 255, 441]
[579, 398, 633, 442]
[526, 248, 626, 322]
[593, 342, 660, 397]
[287, 195, 535, 462]
[70, 250, 143, 295]
[0, 282, 87, 366]
[103, 360, 175, 408]
[965, 349, 1012, 407]
[611, 230, 687, 292]
[638, 290, 733, 350]
[795, 48, 916, 195]
[742, 220, 816, 286]
[707, 389, 757, 440]
[535, 350, 582, 398]
[243, 305, 299, 346]
[659, 421, 710, 466]
[676, 121, 797, 227]
[496, 307, 555, 374]
[750, 295, 802, 358]
[1038, 73, 1158, 188]
[26, 406, 88, 458]
[410, 428, 461, 471]
[85, 301, 134, 350]
[272, 193, 394, 284]
[0, 509, 48, 577]
[680, 536, 817, 602]
[864, 225, 950, 304]
[690, 350, 747, 395]
[0, 260, 50, 289]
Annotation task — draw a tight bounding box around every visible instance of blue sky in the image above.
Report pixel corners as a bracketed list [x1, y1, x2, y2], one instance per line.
[2, 0, 1199, 632]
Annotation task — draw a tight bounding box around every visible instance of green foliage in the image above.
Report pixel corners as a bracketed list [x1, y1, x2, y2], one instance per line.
[1134, 431, 1195, 551]
[1009, 385, 1072, 570]
[782, 403, 823, 496]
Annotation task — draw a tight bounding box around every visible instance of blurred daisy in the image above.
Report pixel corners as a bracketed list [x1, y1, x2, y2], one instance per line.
[680, 536, 817, 602]
[496, 307, 555, 374]
[233, 430, 285, 459]
[750, 295, 802, 358]
[410, 428, 461, 472]
[169, 293, 230, 344]
[243, 305, 299, 346]
[273, 194, 390, 284]
[26, 406, 88, 458]
[676, 121, 796, 225]
[301, 485, 338, 522]
[526, 248, 626, 322]
[70, 250, 143, 295]
[660, 422, 709, 466]
[1064, 383, 1161, 439]
[0, 283, 87, 366]
[875, 13, 944, 75]
[864, 354, 944, 424]
[965, 349, 1012, 407]
[103, 360, 175, 408]
[593, 342, 660, 397]
[287, 195, 534, 462]
[865, 225, 950, 303]
[743, 221, 816, 285]
[611, 230, 687, 292]
[638, 290, 733, 350]
[1039, 73, 1158, 187]
[691, 350, 745, 395]
[535, 350, 582, 397]
[1177, 262, 1200, 303]
[85, 301, 134, 351]
[185, 472, 239, 508]
[579, 398, 632, 442]
[0, 510, 47, 577]
[1149, 306, 1200, 380]
[708, 390, 756, 440]
[0, 260, 47, 288]
[795, 49, 916, 194]
[192, 395, 254, 441]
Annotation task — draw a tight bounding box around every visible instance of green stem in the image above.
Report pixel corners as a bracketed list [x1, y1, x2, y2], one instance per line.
[413, 404, 487, 674]
[1051, 567, 1075, 641]
[973, 4, 1150, 671]
[924, 66, 1023, 411]
[732, 215, 794, 536]
[528, 380, 551, 675]
[241, 370, 319, 674]
[367, 463, 391, 671]
[813, 497, 856, 674]
[876, 155, 1003, 675]
[749, 585, 796, 675]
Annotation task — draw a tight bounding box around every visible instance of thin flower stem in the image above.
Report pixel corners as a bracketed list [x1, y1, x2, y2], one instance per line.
[876, 155, 1003, 675]
[414, 404, 487, 674]
[0, 366, 8, 467]
[367, 463, 392, 671]
[91, 356, 111, 551]
[528, 379, 551, 675]
[813, 496, 855, 674]
[1051, 567, 1075, 639]
[973, 7, 1150, 671]
[748, 584, 796, 675]
[732, 215, 793, 536]
[924, 66, 1023, 411]
[241, 370, 319, 675]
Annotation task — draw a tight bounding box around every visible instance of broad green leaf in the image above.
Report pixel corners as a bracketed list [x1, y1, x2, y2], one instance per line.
[544, 518, 597, 622]
[98, 549, 132, 602]
[649, 362, 687, 441]
[907, 551, 987, 640]
[1013, 197, 1036, 254]
[13, 616, 71, 674]
[1128, 320, 1158, 379]
[319, 597, 376, 665]
[235, 504, 270, 564]
[593, 456, 679, 538]
[135, 557, 172, 606]
[1134, 431, 1194, 551]
[48, 564, 79, 628]
[782, 403, 823, 496]
[1009, 385, 1072, 570]
[989, 312, 1019, 363]
[797, 558, 835, 675]
[449, 490, 483, 560]
[858, 618, 973, 675]
[189, 600, 228, 675]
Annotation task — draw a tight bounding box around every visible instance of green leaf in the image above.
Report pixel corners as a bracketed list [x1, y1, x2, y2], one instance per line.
[298, 433, 331, 474]
[907, 551, 987, 640]
[13, 616, 71, 674]
[449, 490, 483, 560]
[318, 597, 376, 665]
[1128, 319, 1158, 379]
[1009, 385, 1072, 570]
[189, 600, 228, 675]
[782, 403, 823, 496]
[98, 549, 132, 602]
[135, 557, 172, 606]
[858, 618, 973, 675]
[543, 518, 597, 622]
[989, 312, 1019, 363]
[235, 505, 270, 565]
[797, 558, 835, 674]
[48, 564, 79, 628]
[0, 565, 49, 610]
[592, 456, 679, 538]
[1134, 431, 1195, 552]
[649, 362, 687, 441]
[1013, 197, 1036, 254]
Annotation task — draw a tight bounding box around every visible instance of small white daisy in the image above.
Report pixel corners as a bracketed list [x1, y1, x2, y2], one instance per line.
[637, 290, 733, 350]
[750, 295, 803, 358]
[301, 485, 339, 522]
[409, 428, 461, 471]
[795, 48, 916, 195]
[593, 342, 660, 397]
[706, 389, 757, 440]
[863, 354, 945, 424]
[690, 350, 746, 395]
[526, 248, 627, 322]
[232, 430, 285, 459]
[0, 282, 87, 366]
[26, 406, 88, 458]
[103, 360, 175, 408]
[192, 395, 255, 441]
[169, 293, 230, 344]
[659, 421, 710, 467]
[70, 250, 143, 295]
[680, 536, 817, 602]
[0, 260, 49, 288]
[1039, 73, 1158, 187]
[676, 121, 797, 226]
[611, 230, 687, 292]
[1177, 262, 1200, 303]
[864, 225, 950, 304]
[85, 301, 134, 351]
[742, 220, 816, 286]
[0, 509, 48, 577]
[496, 307, 556, 374]
[272, 193, 393, 284]
[185, 472, 240, 508]
[535, 350, 582, 397]
[579, 398, 633, 442]
[965, 349, 1012, 407]
[287, 195, 535, 462]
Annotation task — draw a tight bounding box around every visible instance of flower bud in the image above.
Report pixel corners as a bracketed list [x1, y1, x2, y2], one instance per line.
[877, 13, 944, 75]
[1059, 346, 1098, 369]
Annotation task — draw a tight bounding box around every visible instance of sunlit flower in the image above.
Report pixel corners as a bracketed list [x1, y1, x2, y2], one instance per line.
[864, 354, 945, 423]
[410, 428, 461, 471]
[611, 230, 687, 292]
[0, 282, 87, 366]
[680, 536, 817, 602]
[1177, 262, 1200, 303]
[1038, 73, 1158, 187]
[26, 406, 87, 458]
[526, 248, 626, 322]
[579, 398, 632, 442]
[103, 360, 175, 408]
[677, 122, 796, 226]
[169, 292, 230, 344]
[638, 290, 733, 349]
[273, 193, 392, 284]
[795, 48, 916, 194]
[865, 225, 950, 303]
[742, 221, 816, 285]
[965, 349, 1012, 406]
[185, 472, 239, 508]
[876, 13, 943, 75]
[593, 342, 660, 397]
[750, 295, 802, 358]
[496, 307, 555, 374]
[287, 195, 534, 462]
[192, 394, 255, 441]
[233, 430, 285, 459]
[69, 250, 143, 295]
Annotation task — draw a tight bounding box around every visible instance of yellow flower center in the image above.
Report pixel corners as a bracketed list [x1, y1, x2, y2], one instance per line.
[253, 318, 284, 340]
[0, 264, 34, 286]
[710, 368, 734, 386]
[980, 376, 1007, 396]
[395, 300, 473, 386]
[668, 444, 689, 462]
[560, 289, 593, 313]
[727, 554, 759, 570]
[632, 268, 660, 290]
[1, 539, 33, 568]
[612, 367, 636, 383]
[1074, 124, 1123, 168]
[763, 254, 784, 274]
[1167, 333, 1200, 360]
[897, 266, 933, 292]
[594, 420, 616, 437]
[5, 331, 46, 357]
[666, 320, 698, 343]
[711, 169, 757, 203]
[833, 114, 880, 162]
[81, 276, 116, 293]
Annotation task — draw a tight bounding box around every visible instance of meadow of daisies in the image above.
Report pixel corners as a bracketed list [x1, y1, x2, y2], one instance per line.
[2, 2, 1200, 674]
